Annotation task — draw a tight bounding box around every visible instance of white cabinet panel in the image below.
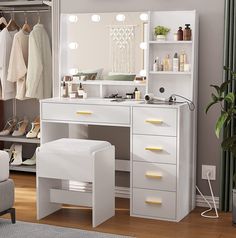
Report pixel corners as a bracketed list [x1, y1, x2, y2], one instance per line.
[42, 103, 130, 125]
[132, 188, 176, 220]
[133, 107, 177, 136]
[133, 135, 177, 164]
[133, 162, 176, 191]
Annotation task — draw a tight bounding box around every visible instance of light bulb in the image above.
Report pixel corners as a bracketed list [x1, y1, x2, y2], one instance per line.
[139, 13, 148, 21]
[68, 15, 78, 23]
[139, 42, 147, 50]
[69, 68, 79, 75]
[139, 69, 146, 77]
[68, 42, 78, 49]
[91, 14, 101, 22]
[116, 14, 125, 22]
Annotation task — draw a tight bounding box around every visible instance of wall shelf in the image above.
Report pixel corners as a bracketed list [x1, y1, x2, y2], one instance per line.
[72, 79, 146, 87]
[0, 135, 40, 144]
[149, 71, 191, 75]
[149, 40, 192, 44]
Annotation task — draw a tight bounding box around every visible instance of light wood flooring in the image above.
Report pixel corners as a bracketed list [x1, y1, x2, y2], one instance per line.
[2, 172, 236, 238]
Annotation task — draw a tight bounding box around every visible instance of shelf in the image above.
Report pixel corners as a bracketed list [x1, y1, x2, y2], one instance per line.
[71, 79, 146, 87]
[0, 135, 40, 144]
[149, 71, 192, 75]
[149, 40, 192, 44]
[10, 164, 36, 173]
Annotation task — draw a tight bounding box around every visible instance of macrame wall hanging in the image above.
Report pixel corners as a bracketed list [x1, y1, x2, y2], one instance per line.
[109, 25, 135, 73]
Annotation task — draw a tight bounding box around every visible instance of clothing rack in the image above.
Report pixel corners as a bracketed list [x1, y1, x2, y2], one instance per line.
[0, 10, 51, 13]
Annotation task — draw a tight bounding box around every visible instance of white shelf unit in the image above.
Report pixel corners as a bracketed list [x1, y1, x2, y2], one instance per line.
[149, 40, 192, 44]
[149, 71, 191, 75]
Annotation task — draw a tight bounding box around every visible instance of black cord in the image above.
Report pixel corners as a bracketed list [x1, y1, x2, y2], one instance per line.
[169, 94, 195, 111]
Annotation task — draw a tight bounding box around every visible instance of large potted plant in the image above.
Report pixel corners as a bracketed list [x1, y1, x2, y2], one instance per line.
[154, 26, 170, 41]
[206, 67, 236, 224]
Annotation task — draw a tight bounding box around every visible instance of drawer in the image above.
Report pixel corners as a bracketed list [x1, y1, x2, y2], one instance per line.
[41, 103, 130, 125]
[133, 135, 176, 164]
[133, 107, 177, 136]
[132, 188, 176, 220]
[133, 162, 176, 191]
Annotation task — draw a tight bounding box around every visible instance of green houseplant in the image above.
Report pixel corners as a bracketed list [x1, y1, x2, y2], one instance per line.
[154, 26, 170, 41]
[206, 67, 236, 223]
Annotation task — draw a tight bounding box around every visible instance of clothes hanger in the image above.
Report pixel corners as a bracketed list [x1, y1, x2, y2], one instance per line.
[37, 11, 41, 24]
[22, 12, 31, 33]
[7, 12, 20, 31]
[0, 11, 7, 30]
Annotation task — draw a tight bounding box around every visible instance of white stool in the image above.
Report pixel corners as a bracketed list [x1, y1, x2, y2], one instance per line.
[36, 138, 115, 227]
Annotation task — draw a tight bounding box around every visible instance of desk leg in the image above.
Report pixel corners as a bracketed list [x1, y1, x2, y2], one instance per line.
[37, 177, 62, 220]
[92, 146, 115, 227]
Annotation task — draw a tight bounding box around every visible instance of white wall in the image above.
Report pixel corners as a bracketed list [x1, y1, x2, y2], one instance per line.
[61, 0, 225, 196]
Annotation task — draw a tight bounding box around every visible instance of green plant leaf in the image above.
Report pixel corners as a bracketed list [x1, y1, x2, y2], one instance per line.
[211, 93, 219, 101]
[225, 92, 235, 104]
[205, 101, 218, 114]
[210, 85, 220, 95]
[215, 112, 229, 138]
[220, 80, 233, 94]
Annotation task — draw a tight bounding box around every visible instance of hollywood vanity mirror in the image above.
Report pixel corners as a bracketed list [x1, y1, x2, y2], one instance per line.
[60, 12, 148, 99]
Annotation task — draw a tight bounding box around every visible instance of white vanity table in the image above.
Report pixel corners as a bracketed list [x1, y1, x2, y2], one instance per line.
[40, 98, 193, 222]
[40, 9, 198, 222]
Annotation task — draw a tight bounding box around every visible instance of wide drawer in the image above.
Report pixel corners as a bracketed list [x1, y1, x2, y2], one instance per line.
[133, 135, 176, 164]
[133, 162, 176, 191]
[41, 103, 130, 125]
[132, 188, 176, 220]
[133, 107, 177, 136]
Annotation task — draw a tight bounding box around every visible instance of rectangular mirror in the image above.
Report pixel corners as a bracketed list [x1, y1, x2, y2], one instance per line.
[60, 12, 148, 81]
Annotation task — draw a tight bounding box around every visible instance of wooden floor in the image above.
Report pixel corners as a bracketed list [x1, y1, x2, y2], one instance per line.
[2, 172, 236, 238]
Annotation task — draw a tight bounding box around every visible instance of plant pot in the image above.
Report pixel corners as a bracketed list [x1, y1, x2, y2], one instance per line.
[233, 189, 236, 225]
[156, 35, 166, 41]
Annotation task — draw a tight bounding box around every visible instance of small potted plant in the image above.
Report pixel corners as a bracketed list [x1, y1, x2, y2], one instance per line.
[154, 25, 170, 41]
[206, 66, 236, 224]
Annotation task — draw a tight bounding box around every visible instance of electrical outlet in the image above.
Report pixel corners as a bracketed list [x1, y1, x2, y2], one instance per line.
[202, 165, 216, 180]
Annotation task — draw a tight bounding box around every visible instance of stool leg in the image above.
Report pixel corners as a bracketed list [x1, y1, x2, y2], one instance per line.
[37, 177, 62, 220]
[10, 208, 16, 224]
[92, 146, 115, 227]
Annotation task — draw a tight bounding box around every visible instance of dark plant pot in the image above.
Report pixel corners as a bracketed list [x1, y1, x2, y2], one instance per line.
[233, 189, 236, 224]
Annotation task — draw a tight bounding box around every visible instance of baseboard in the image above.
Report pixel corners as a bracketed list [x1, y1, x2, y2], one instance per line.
[195, 194, 219, 209]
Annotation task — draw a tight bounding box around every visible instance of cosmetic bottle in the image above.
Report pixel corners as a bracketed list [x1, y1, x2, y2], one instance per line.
[173, 53, 179, 72]
[183, 24, 192, 41]
[180, 52, 187, 72]
[164, 55, 171, 71]
[68, 81, 73, 94]
[153, 59, 158, 72]
[177, 27, 183, 41]
[133, 87, 138, 99]
[61, 81, 67, 98]
[135, 89, 141, 100]
[78, 83, 85, 98]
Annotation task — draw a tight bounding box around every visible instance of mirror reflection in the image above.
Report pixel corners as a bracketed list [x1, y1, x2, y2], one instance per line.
[60, 12, 148, 81]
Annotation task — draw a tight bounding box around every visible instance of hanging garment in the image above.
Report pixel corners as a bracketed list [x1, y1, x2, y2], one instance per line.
[26, 24, 52, 99]
[0, 17, 7, 30]
[7, 30, 29, 100]
[0, 28, 18, 100]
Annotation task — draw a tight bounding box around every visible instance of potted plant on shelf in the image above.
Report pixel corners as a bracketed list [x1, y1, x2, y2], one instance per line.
[206, 67, 236, 224]
[154, 25, 170, 41]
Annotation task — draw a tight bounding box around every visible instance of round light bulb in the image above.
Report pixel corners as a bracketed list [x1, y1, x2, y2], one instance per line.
[91, 14, 101, 22]
[139, 42, 147, 50]
[116, 14, 125, 22]
[139, 69, 146, 77]
[139, 13, 148, 21]
[68, 15, 78, 23]
[69, 68, 79, 75]
[68, 42, 78, 49]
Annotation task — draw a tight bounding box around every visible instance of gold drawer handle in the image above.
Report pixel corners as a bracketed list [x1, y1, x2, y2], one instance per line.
[145, 119, 163, 124]
[145, 199, 162, 205]
[145, 172, 162, 179]
[76, 111, 92, 115]
[145, 147, 163, 151]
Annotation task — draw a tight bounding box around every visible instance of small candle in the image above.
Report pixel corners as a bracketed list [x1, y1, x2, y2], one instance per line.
[184, 64, 190, 72]
[173, 33, 178, 41]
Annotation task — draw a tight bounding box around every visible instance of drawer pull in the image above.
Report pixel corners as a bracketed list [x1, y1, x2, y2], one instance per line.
[76, 111, 92, 115]
[145, 119, 163, 124]
[145, 172, 162, 179]
[145, 199, 162, 205]
[145, 147, 163, 151]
